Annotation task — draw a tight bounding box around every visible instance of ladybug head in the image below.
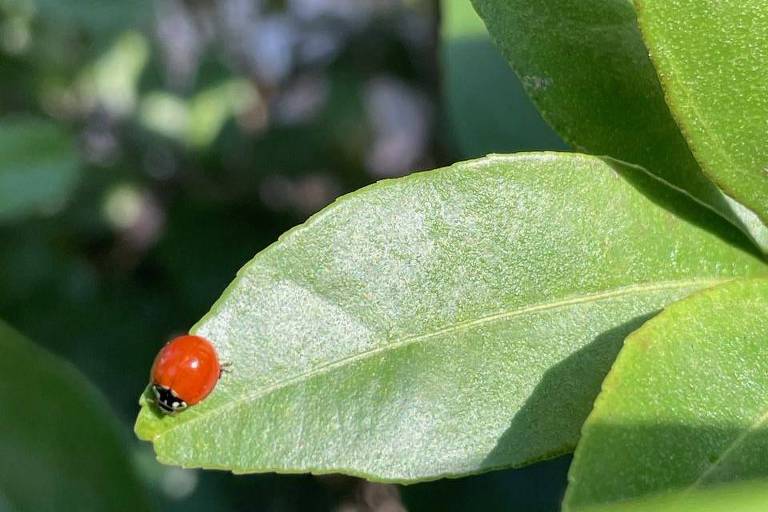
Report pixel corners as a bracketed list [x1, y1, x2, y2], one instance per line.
[152, 384, 188, 414]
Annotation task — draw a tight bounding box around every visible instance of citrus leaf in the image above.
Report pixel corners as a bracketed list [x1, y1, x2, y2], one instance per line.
[469, 0, 768, 252]
[635, 0, 768, 228]
[0, 320, 151, 512]
[567, 480, 768, 512]
[0, 117, 80, 223]
[565, 279, 768, 511]
[441, 0, 565, 158]
[136, 153, 767, 482]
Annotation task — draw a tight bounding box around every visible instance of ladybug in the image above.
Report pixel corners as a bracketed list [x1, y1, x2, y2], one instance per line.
[150, 334, 221, 414]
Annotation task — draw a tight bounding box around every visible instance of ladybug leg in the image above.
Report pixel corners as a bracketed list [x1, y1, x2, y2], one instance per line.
[219, 361, 233, 376]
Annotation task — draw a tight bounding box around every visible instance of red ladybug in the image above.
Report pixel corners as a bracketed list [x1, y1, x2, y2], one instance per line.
[150, 334, 220, 414]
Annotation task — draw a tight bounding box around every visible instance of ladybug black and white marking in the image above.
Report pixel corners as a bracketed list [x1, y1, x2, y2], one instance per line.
[151, 384, 188, 414]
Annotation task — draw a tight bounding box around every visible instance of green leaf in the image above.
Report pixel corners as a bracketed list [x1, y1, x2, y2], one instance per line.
[635, 0, 768, 228]
[136, 153, 767, 482]
[0, 117, 81, 223]
[469, 0, 768, 252]
[441, 0, 566, 158]
[568, 480, 768, 512]
[565, 278, 768, 511]
[0, 320, 151, 512]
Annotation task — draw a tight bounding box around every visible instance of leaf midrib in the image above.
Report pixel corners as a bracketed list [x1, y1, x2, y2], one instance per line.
[152, 277, 728, 440]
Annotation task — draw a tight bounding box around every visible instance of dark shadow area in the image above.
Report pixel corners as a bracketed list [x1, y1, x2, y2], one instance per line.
[483, 313, 656, 471]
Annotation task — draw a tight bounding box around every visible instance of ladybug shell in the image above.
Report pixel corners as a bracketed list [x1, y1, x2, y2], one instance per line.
[151, 335, 220, 406]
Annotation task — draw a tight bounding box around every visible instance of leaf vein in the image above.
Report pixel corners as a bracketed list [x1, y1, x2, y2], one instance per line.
[154, 277, 728, 440]
[687, 408, 768, 490]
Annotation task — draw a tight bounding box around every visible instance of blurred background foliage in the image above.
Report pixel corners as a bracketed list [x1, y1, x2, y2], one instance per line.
[0, 0, 570, 510]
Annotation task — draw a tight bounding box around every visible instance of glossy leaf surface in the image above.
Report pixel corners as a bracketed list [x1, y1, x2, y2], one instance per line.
[636, 0, 768, 226]
[469, 0, 768, 251]
[566, 279, 768, 511]
[136, 153, 767, 482]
